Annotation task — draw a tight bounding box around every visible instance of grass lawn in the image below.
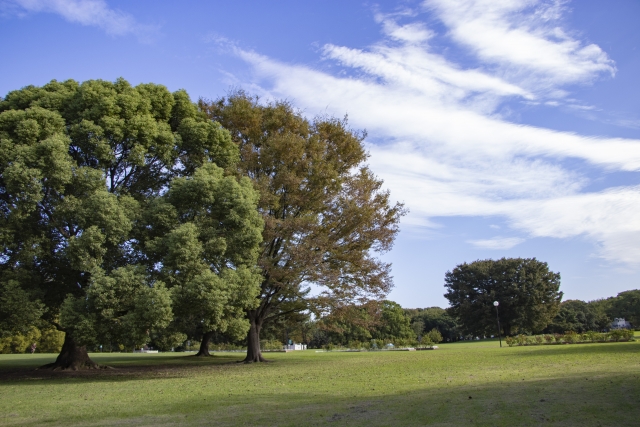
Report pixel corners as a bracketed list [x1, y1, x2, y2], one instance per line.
[0, 339, 638, 426]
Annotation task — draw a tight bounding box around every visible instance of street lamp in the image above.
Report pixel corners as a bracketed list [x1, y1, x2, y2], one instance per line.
[493, 301, 502, 348]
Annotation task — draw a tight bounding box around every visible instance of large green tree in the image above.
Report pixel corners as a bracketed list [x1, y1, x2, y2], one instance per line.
[0, 79, 249, 368]
[141, 163, 263, 356]
[200, 93, 406, 362]
[444, 258, 562, 336]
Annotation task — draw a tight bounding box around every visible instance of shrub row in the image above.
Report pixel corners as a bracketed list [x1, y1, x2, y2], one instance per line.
[0, 326, 65, 354]
[504, 330, 635, 347]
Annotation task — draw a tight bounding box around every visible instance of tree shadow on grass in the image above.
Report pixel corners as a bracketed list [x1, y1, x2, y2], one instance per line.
[2, 345, 640, 427]
[0, 353, 247, 383]
[501, 341, 640, 358]
[13, 370, 638, 427]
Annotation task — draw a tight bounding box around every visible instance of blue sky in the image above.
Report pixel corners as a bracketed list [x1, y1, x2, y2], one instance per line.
[2, 0, 639, 308]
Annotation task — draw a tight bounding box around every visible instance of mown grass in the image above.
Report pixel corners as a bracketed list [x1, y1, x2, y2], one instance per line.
[0, 339, 639, 426]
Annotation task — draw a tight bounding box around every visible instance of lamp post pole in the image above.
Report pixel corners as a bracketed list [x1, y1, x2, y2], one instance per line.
[493, 301, 502, 348]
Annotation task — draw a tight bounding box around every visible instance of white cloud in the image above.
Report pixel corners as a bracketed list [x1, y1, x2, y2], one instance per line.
[240, 51, 640, 171]
[6, 0, 153, 38]
[468, 237, 525, 249]
[425, 0, 616, 94]
[224, 1, 640, 265]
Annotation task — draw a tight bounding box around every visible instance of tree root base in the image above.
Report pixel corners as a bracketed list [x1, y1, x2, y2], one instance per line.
[36, 362, 114, 371]
[240, 356, 269, 364]
[192, 353, 215, 358]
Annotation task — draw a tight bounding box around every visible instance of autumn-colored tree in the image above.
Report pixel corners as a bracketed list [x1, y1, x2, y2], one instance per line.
[200, 93, 406, 362]
[317, 301, 382, 346]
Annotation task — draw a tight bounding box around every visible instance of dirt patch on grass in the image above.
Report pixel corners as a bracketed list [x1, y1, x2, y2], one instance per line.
[322, 400, 391, 424]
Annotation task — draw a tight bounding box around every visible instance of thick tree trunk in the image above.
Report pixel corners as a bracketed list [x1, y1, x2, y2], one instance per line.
[242, 317, 267, 363]
[39, 333, 101, 370]
[194, 331, 215, 357]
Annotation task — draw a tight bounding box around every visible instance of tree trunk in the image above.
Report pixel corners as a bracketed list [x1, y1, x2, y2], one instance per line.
[242, 316, 267, 363]
[39, 333, 101, 370]
[504, 324, 512, 336]
[194, 331, 215, 357]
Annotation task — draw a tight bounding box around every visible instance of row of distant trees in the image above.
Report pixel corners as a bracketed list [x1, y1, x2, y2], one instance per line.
[4, 285, 634, 353]
[267, 258, 638, 348]
[273, 291, 637, 350]
[443, 258, 639, 337]
[228, 300, 444, 350]
[407, 289, 638, 342]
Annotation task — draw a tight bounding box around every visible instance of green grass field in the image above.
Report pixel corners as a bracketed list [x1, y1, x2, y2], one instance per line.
[1, 339, 639, 426]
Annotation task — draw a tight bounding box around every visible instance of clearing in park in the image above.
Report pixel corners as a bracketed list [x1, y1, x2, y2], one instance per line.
[0, 338, 638, 427]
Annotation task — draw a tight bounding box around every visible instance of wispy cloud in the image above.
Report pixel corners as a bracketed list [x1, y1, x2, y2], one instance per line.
[468, 237, 525, 250]
[5, 0, 155, 40]
[425, 0, 615, 94]
[220, 0, 640, 265]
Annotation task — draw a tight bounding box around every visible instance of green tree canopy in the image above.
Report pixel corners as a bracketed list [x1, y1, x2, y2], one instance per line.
[0, 79, 252, 368]
[545, 299, 610, 334]
[405, 307, 460, 342]
[606, 290, 640, 327]
[141, 163, 263, 356]
[444, 258, 562, 336]
[200, 92, 406, 362]
[371, 300, 414, 342]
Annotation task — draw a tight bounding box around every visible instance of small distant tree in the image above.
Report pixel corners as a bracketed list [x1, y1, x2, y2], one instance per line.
[317, 302, 380, 346]
[317, 300, 415, 346]
[372, 300, 415, 342]
[406, 307, 459, 341]
[444, 258, 562, 336]
[425, 328, 443, 344]
[260, 311, 313, 346]
[411, 319, 425, 341]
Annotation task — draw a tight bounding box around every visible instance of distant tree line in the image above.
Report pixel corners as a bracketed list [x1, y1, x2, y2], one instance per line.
[266, 257, 639, 348]
[440, 258, 638, 338]
[545, 291, 639, 334]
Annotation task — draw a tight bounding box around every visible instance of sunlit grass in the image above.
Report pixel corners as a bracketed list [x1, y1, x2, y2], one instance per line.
[0, 339, 638, 426]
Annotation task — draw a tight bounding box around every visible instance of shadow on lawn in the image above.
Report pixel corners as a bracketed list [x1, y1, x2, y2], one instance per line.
[1, 346, 640, 426]
[502, 341, 640, 358]
[50, 369, 640, 427]
[0, 353, 247, 382]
